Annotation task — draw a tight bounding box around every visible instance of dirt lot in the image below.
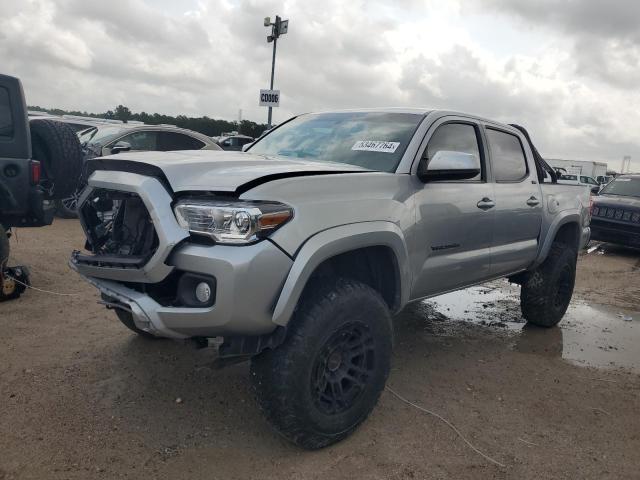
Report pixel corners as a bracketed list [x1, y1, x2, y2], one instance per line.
[1, 220, 639, 479]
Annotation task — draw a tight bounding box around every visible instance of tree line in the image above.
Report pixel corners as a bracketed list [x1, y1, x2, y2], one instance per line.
[28, 104, 269, 139]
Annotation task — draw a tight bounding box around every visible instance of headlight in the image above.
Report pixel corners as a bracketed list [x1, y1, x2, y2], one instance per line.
[174, 199, 293, 244]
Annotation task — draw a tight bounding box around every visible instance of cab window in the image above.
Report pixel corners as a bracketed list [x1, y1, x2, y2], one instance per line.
[486, 128, 528, 182]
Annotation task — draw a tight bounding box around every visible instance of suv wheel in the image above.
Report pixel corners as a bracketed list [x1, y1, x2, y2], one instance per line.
[520, 242, 577, 327]
[30, 120, 83, 200]
[250, 278, 393, 449]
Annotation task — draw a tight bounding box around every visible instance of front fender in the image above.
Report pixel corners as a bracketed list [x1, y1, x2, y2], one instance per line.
[271, 221, 411, 326]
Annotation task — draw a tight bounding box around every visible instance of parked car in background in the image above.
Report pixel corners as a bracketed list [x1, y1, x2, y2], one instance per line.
[215, 134, 254, 151]
[591, 174, 640, 248]
[547, 159, 608, 182]
[57, 124, 221, 218]
[28, 112, 126, 132]
[557, 173, 600, 194]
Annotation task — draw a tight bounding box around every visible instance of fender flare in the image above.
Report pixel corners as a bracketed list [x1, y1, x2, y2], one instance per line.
[533, 211, 582, 268]
[271, 221, 411, 326]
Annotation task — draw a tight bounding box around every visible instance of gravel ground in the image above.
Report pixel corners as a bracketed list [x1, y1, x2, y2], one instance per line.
[1, 220, 639, 479]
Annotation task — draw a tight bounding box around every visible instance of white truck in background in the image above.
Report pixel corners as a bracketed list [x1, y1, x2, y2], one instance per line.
[547, 158, 609, 184]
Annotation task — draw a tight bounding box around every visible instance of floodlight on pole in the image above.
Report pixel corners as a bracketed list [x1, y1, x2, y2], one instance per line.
[262, 14, 288, 129]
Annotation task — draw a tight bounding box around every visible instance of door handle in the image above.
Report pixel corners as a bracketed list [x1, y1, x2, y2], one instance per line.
[477, 197, 495, 210]
[526, 196, 540, 207]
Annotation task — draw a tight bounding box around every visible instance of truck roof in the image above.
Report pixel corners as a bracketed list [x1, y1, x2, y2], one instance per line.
[303, 108, 523, 131]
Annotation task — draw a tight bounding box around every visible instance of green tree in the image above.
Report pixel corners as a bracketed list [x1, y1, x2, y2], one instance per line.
[114, 105, 132, 122]
[27, 104, 269, 138]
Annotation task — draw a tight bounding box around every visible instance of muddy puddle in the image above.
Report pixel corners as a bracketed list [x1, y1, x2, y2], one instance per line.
[421, 280, 640, 373]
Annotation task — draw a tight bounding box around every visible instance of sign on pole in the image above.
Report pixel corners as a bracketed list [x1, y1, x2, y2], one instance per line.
[279, 19, 289, 35]
[259, 89, 280, 107]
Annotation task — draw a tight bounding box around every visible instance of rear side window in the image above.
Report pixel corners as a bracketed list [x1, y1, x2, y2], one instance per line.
[426, 123, 482, 181]
[118, 131, 158, 150]
[159, 132, 206, 151]
[0, 87, 14, 139]
[487, 129, 528, 182]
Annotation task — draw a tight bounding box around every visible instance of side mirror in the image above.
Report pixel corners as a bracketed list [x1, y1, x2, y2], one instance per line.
[241, 142, 254, 152]
[110, 141, 131, 154]
[418, 150, 481, 182]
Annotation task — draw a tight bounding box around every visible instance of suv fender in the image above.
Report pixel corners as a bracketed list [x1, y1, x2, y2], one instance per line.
[271, 221, 410, 326]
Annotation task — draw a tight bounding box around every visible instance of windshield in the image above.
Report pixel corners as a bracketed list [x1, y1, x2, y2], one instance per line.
[248, 112, 423, 172]
[600, 177, 640, 197]
[78, 125, 126, 146]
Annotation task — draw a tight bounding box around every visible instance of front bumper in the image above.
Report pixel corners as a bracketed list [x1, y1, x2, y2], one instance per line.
[591, 219, 640, 248]
[72, 239, 293, 339]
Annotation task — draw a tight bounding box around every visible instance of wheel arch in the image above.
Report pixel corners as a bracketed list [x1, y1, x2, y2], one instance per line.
[533, 213, 582, 268]
[271, 221, 410, 326]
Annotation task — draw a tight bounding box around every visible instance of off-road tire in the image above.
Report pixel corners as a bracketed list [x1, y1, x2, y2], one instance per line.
[30, 119, 83, 200]
[521, 242, 577, 327]
[115, 309, 159, 339]
[250, 278, 393, 449]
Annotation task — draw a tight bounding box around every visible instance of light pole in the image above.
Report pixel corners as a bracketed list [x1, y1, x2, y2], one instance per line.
[264, 15, 288, 129]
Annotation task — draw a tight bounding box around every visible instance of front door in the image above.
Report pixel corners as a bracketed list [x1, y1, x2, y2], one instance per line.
[409, 119, 495, 299]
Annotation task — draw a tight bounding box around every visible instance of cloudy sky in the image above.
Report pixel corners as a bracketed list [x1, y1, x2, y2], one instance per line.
[1, 0, 639, 171]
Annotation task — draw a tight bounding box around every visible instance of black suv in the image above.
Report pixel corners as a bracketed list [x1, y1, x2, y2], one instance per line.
[0, 74, 82, 299]
[591, 174, 640, 248]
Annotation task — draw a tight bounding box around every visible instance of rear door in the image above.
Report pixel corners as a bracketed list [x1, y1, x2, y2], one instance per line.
[485, 126, 542, 275]
[410, 117, 495, 298]
[0, 74, 31, 216]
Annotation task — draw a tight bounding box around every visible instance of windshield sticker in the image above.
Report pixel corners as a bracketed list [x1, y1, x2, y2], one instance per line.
[352, 140, 400, 153]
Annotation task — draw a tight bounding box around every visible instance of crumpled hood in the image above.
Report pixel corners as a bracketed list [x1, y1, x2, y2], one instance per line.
[87, 150, 370, 193]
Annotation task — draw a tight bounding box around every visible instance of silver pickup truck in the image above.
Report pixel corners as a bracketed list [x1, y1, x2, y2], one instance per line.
[70, 109, 590, 449]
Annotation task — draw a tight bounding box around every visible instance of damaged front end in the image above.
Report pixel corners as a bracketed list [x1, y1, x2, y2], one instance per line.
[69, 170, 190, 284]
[73, 189, 159, 270]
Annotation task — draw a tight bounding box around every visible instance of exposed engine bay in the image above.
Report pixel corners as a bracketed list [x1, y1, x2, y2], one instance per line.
[74, 189, 158, 268]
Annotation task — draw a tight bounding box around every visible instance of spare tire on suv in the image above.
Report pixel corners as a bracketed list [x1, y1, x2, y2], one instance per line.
[29, 119, 83, 200]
